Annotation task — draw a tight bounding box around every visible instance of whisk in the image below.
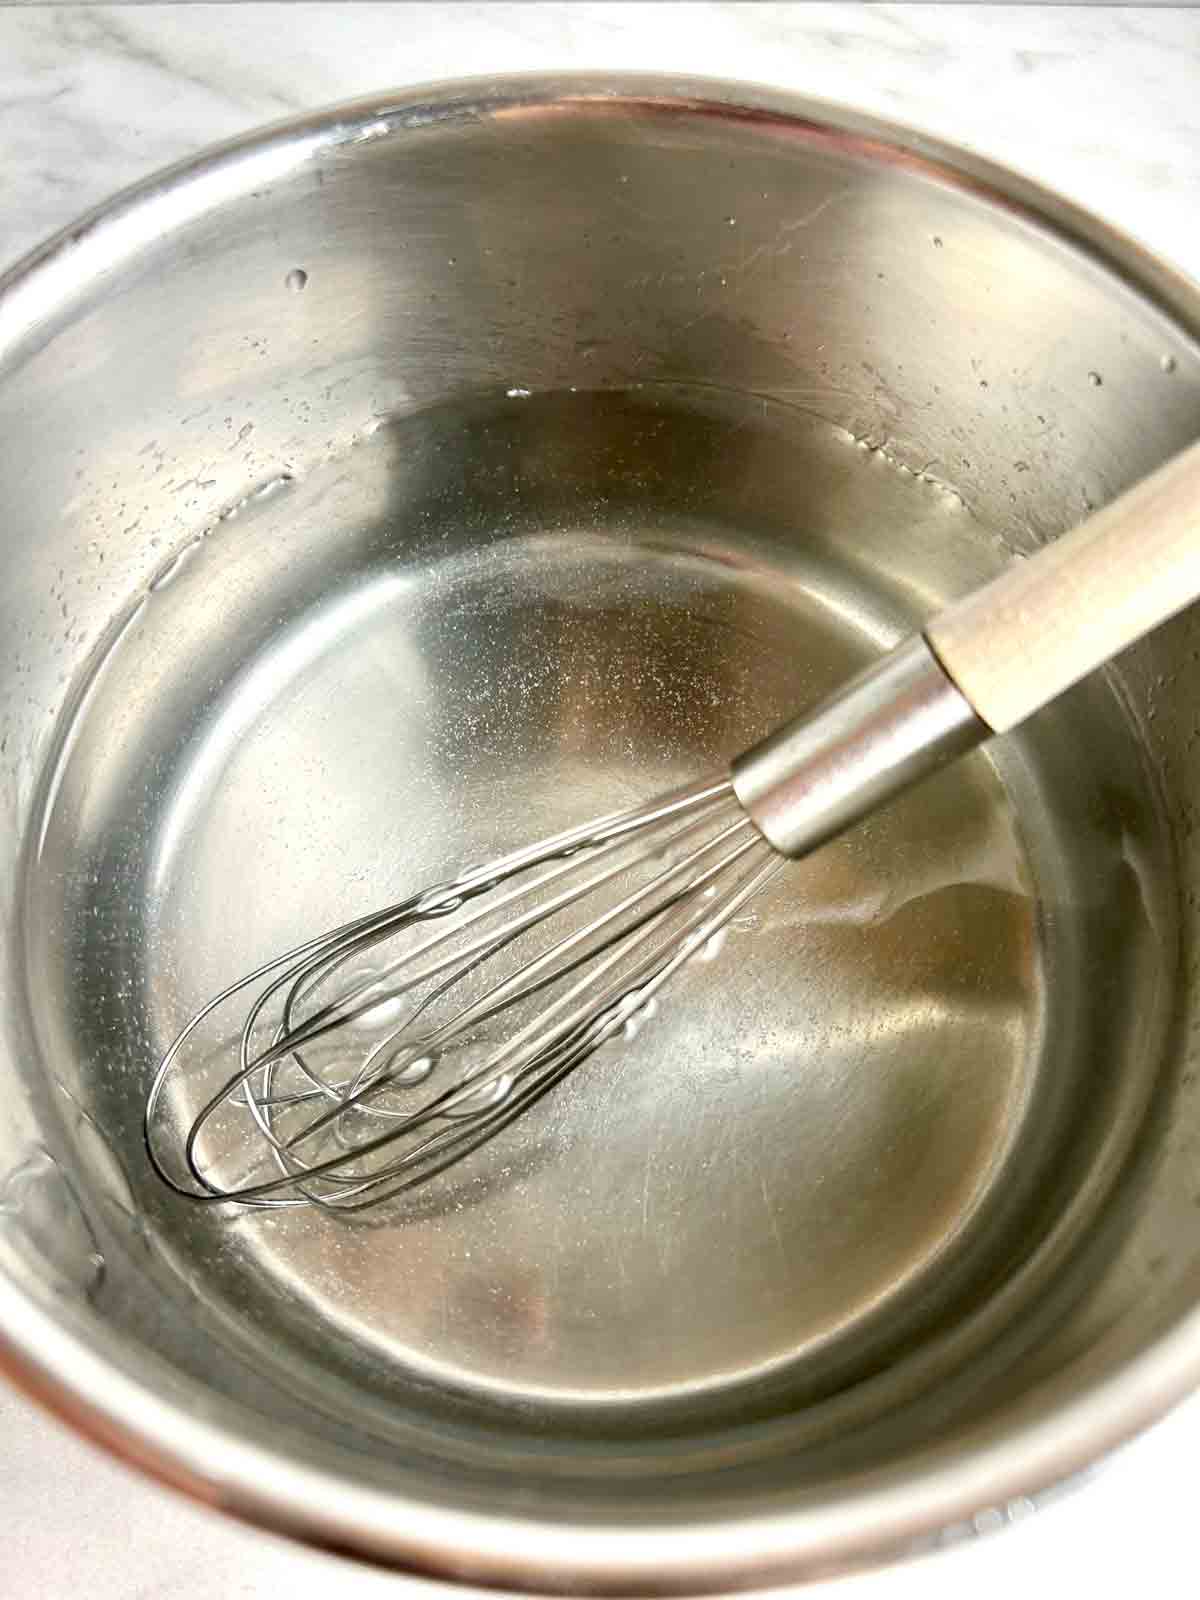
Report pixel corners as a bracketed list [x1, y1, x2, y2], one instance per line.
[145, 440, 1200, 1212]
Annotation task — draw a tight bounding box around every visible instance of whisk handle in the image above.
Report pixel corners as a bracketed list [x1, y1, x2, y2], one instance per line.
[926, 437, 1200, 734]
[734, 439, 1200, 859]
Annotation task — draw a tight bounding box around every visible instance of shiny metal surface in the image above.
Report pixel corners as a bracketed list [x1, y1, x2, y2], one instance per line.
[143, 635, 975, 1214]
[144, 641, 972, 1215]
[733, 636, 984, 857]
[0, 75, 1198, 1593]
[145, 774, 781, 1211]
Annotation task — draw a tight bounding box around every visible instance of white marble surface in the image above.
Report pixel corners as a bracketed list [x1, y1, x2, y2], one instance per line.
[2, 4, 1200, 1598]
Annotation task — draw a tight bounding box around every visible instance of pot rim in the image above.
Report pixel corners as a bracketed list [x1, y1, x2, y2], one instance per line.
[3, 72, 1200, 1593]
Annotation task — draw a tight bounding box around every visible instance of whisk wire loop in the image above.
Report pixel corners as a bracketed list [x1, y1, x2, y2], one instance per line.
[145, 775, 779, 1211]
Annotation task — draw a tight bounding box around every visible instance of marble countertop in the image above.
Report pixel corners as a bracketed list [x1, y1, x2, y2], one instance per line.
[2, 5, 1199, 1598]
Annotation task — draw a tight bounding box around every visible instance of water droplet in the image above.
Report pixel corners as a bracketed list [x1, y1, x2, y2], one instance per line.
[147, 538, 202, 593]
[249, 471, 295, 503]
[393, 1054, 435, 1088]
[1161, 354, 1178, 375]
[348, 992, 408, 1031]
[445, 1073, 513, 1119]
[725, 216, 737, 227]
[0, 1149, 104, 1298]
[285, 268, 308, 293]
[1088, 370, 1103, 387]
[973, 1507, 1005, 1537]
[416, 889, 462, 916]
[622, 994, 659, 1041]
[506, 387, 532, 398]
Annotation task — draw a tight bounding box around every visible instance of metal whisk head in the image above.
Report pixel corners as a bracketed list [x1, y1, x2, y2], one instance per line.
[145, 776, 782, 1212]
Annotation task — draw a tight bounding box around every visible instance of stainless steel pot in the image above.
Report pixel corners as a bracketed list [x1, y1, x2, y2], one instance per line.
[1, 75, 1199, 1594]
